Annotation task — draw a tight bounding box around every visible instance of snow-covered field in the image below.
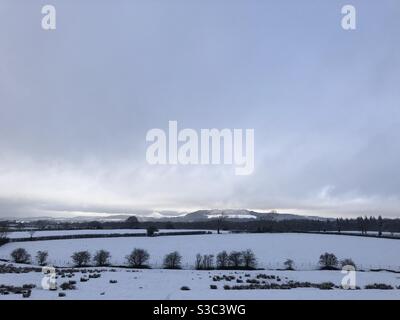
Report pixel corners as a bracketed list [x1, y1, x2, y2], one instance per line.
[7, 229, 210, 239]
[1, 266, 400, 300]
[1, 233, 400, 300]
[1, 233, 399, 270]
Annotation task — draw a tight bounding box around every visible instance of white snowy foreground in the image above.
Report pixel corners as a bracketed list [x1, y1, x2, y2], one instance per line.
[1, 266, 400, 300]
[0, 233, 399, 270]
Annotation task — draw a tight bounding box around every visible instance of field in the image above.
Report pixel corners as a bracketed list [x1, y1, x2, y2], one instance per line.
[0, 233, 399, 270]
[1, 231, 400, 300]
[6, 229, 208, 239]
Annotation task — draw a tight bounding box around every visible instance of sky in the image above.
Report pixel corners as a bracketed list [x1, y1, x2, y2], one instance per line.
[0, 0, 399, 219]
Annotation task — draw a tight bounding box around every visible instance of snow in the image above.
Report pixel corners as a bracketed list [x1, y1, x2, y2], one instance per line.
[207, 214, 257, 219]
[1, 233, 400, 299]
[1, 266, 400, 300]
[1, 233, 400, 270]
[7, 229, 209, 239]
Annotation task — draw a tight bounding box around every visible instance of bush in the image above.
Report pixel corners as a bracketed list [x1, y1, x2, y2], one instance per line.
[216, 251, 229, 269]
[60, 281, 76, 290]
[319, 253, 338, 270]
[126, 248, 150, 268]
[340, 258, 356, 270]
[284, 259, 294, 270]
[93, 250, 111, 266]
[71, 251, 91, 267]
[11, 248, 31, 264]
[318, 282, 335, 290]
[242, 249, 257, 269]
[36, 251, 48, 266]
[163, 251, 182, 269]
[228, 251, 243, 268]
[365, 283, 393, 290]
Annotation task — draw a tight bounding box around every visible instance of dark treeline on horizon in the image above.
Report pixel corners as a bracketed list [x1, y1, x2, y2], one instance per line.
[1, 215, 400, 236]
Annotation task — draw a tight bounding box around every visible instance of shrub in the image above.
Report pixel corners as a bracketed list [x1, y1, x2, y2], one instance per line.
[93, 250, 111, 266]
[60, 281, 76, 290]
[318, 282, 335, 290]
[228, 251, 243, 268]
[319, 253, 338, 270]
[11, 248, 31, 264]
[71, 251, 91, 267]
[36, 251, 48, 266]
[126, 248, 150, 268]
[22, 290, 31, 298]
[242, 249, 257, 269]
[284, 259, 294, 270]
[163, 251, 182, 269]
[340, 258, 356, 270]
[216, 251, 229, 269]
[210, 285, 218, 290]
[365, 283, 393, 290]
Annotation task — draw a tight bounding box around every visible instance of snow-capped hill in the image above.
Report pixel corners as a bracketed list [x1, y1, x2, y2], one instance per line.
[179, 209, 324, 222]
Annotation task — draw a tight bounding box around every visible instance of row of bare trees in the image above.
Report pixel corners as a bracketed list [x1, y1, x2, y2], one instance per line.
[8, 247, 356, 271]
[195, 250, 257, 270]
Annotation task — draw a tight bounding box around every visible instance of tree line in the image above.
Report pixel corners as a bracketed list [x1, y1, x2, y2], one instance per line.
[8, 247, 358, 271]
[1, 215, 399, 236]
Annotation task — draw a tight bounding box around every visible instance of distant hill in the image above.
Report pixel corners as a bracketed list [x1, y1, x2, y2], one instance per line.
[172, 209, 329, 222]
[2, 209, 330, 222]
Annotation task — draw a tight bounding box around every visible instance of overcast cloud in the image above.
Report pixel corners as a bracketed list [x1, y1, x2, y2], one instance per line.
[0, 0, 399, 218]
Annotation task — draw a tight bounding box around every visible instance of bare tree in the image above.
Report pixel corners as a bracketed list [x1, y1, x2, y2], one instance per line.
[71, 251, 91, 267]
[163, 251, 182, 269]
[195, 254, 214, 270]
[93, 249, 111, 266]
[378, 215, 383, 237]
[29, 230, 36, 239]
[216, 250, 229, 269]
[195, 254, 202, 270]
[216, 212, 226, 234]
[242, 249, 257, 269]
[11, 248, 31, 264]
[126, 248, 150, 268]
[284, 259, 294, 270]
[228, 251, 243, 268]
[319, 252, 338, 270]
[36, 251, 49, 266]
[203, 254, 214, 270]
